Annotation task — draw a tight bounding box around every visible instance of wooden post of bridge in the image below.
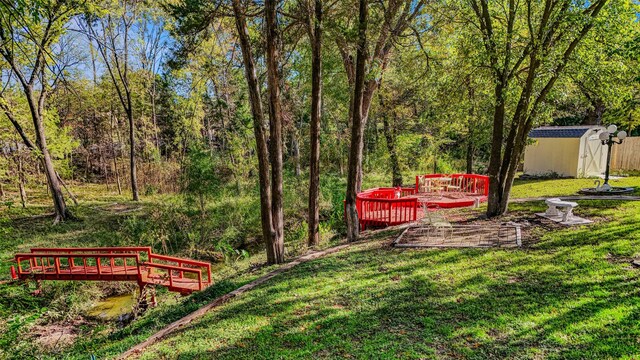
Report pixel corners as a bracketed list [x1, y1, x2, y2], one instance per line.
[135, 282, 157, 317]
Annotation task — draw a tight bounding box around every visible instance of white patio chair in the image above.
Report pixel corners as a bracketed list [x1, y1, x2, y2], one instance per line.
[419, 203, 452, 240]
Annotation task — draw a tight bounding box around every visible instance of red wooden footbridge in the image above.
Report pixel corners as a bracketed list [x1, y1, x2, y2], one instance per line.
[10, 247, 212, 296]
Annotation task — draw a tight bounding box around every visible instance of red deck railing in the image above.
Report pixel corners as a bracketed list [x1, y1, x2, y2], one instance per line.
[355, 187, 418, 230]
[415, 174, 489, 196]
[12, 247, 212, 295]
[346, 174, 490, 230]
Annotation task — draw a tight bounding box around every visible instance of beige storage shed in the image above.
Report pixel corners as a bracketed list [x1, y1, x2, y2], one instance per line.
[523, 126, 607, 178]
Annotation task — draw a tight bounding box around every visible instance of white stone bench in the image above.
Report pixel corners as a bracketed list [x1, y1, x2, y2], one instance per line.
[545, 198, 578, 222]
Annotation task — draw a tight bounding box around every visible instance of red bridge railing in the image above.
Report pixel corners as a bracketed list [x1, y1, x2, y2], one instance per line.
[147, 253, 212, 288]
[30, 247, 153, 255]
[143, 262, 205, 292]
[15, 252, 142, 282]
[12, 247, 212, 295]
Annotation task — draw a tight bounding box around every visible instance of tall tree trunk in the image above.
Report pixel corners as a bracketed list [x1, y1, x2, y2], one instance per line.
[110, 111, 123, 195]
[265, 0, 285, 263]
[345, 0, 368, 242]
[345, 0, 424, 193]
[128, 107, 139, 201]
[486, 80, 507, 218]
[0, 69, 69, 220]
[16, 147, 26, 208]
[380, 93, 402, 186]
[466, 78, 475, 174]
[466, 139, 474, 174]
[123, 11, 139, 202]
[2, 98, 69, 220]
[232, 0, 279, 264]
[479, 0, 607, 218]
[19, 180, 27, 208]
[308, 0, 322, 247]
[292, 133, 301, 177]
[19, 182, 27, 208]
[584, 97, 605, 125]
[28, 85, 69, 222]
[87, 7, 139, 201]
[37, 123, 68, 222]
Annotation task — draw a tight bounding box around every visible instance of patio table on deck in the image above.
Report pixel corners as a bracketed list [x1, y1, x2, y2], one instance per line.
[415, 193, 482, 209]
[419, 176, 450, 193]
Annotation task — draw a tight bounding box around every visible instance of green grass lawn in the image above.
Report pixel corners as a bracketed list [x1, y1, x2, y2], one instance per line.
[510, 176, 640, 198]
[1, 176, 640, 359]
[135, 199, 640, 359]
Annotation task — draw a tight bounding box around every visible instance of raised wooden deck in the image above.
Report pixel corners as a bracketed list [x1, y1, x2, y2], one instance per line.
[351, 174, 490, 230]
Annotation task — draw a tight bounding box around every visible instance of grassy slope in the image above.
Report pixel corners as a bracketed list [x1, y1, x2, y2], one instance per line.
[137, 201, 640, 359]
[1, 176, 640, 358]
[135, 177, 640, 360]
[0, 175, 349, 358]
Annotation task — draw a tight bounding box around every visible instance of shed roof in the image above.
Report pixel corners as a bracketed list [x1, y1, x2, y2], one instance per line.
[529, 126, 600, 138]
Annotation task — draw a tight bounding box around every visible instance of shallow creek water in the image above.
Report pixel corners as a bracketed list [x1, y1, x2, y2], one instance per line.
[87, 293, 136, 320]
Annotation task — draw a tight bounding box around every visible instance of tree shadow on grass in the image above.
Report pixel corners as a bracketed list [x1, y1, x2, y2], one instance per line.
[130, 237, 640, 359]
[61, 277, 255, 359]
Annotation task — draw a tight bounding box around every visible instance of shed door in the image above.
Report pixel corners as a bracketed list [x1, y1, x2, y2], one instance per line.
[582, 135, 604, 177]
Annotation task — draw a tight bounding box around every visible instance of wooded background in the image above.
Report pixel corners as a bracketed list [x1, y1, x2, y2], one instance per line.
[0, 0, 639, 257]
